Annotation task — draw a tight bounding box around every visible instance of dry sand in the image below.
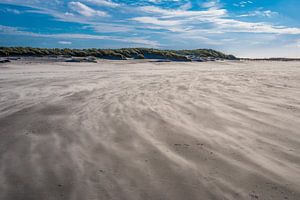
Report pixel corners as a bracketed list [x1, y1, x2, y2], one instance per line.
[0, 59, 299, 200]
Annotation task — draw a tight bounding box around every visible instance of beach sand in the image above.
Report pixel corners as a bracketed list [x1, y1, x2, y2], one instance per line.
[0, 59, 299, 200]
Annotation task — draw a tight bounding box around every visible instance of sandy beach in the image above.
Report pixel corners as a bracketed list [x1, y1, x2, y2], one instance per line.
[0, 59, 299, 200]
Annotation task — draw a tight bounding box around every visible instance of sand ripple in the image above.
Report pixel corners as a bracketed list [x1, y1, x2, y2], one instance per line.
[0, 60, 299, 200]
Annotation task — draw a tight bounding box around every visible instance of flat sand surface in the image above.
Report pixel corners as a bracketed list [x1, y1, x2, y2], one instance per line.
[0, 60, 299, 200]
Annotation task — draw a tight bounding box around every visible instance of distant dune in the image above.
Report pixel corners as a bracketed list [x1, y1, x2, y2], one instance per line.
[0, 59, 299, 200]
[0, 47, 237, 61]
[241, 58, 300, 61]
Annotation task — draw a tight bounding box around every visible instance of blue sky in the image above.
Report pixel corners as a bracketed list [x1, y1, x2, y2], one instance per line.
[0, 0, 299, 57]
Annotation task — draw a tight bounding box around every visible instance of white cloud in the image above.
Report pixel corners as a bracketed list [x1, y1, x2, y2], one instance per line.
[131, 17, 180, 26]
[83, 0, 119, 7]
[179, 2, 192, 10]
[0, 25, 19, 33]
[140, 6, 227, 18]
[88, 24, 132, 33]
[135, 5, 300, 35]
[64, 12, 74, 17]
[148, 0, 161, 3]
[68, 2, 107, 17]
[239, 10, 278, 18]
[202, 0, 220, 9]
[233, 1, 253, 7]
[148, 0, 181, 3]
[0, 25, 160, 47]
[1, 8, 21, 14]
[212, 18, 300, 34]
[58, 41, 72, 45]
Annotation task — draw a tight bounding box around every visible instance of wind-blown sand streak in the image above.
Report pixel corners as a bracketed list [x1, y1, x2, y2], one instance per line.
[0, 60, 299, 200]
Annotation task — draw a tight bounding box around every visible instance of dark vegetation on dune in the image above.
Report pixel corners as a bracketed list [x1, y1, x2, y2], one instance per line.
[0, 47, 237, 61]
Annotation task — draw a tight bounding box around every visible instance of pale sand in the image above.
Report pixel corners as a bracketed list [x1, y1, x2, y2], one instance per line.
[0, 60, 299, 200]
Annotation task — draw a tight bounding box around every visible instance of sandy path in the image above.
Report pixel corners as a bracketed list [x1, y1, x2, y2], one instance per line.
[0, 60, 299, 200]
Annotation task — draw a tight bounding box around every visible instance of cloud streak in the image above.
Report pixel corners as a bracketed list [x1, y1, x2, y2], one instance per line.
[134, 4, 300, 35]
[58, 41, 72, 45]
[68, 1, 107, 17]
[0, 25, 160, 47]
[83, 0, 119, 7]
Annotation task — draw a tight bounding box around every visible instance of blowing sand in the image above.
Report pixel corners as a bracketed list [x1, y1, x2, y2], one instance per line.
[0, 59, 299, 200]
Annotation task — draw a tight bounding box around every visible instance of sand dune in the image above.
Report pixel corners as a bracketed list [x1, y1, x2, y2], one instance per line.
[0, 60, 299, 200]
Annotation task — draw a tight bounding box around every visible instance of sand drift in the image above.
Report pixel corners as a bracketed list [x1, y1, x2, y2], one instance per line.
[0, 60, 299, 200]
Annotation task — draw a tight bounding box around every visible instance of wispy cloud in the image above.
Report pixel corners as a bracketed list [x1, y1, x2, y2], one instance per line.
[133, 5, 300, 35]
[83, 0, 119, 7]
[2, 0, 299, 36]
[0, 25, 160, 47]
[86, 24, 132, 33]
[131, 17, 180, 26]
[58, 41, 72, 45]
[211, 18, 300, 34]
[201, 0, 221, 9]
[233, 1, 253, 8]
[0, 7, 21, 14]
[239, 10, 278, 18]
[68, 1, 107, 17]
[140, 5, 227, 18]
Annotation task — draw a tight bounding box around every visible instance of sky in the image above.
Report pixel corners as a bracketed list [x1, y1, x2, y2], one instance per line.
[0, 0, 299, 58]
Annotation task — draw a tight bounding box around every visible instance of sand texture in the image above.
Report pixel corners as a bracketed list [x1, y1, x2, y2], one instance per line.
[0, 60, 299, 200]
